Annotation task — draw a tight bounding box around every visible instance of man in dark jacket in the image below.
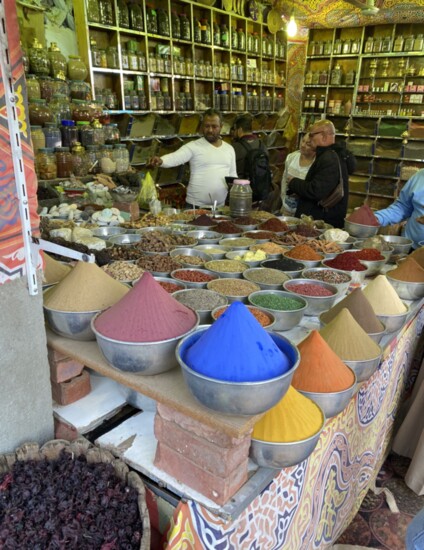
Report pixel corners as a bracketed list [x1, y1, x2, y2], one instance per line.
[287, 119, 356, 228]
[231, 114, 262, 177]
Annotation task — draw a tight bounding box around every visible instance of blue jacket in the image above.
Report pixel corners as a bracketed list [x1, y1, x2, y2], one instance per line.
[375, 169, 424, 249]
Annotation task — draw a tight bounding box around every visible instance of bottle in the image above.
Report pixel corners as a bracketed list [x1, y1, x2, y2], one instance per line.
[237, 28, 245, 51]
[404, 35, 415, 51]
[318, 95, 325, 112]
[309, 94, 317, 112]
[330, 63, 343, 85]
[304, 69, 313, 85]
[232, 27, 238, 49]
[99, 0, 114, 26]
[373, 36, 383, 53]
[303, 94, 310, 112]
[157, 8, 169, 36]
[351, 38, 361, 54]
[414, 34, 424, 51]
[30, 125, 45, 154]
[146, 6, 158, 34]
[333, 38, 342, 54]
[311, 71, 319, 85]
[129, 1, 143, 31]
[55, 146, 73, 178]
[201, 19, 211, 44]
[393, 35, 404, 52]
[171, 11, 180, 39]
[221, 24, 229, 47]
[180, 13, 191, 40]
[229, 179, 252, 217]
[194, 18, 201, 42]
[117, 0, 129, 28]
[345, 69, 356, 86]
[382, 36, 392, 52]
[364, 36, 374, 53]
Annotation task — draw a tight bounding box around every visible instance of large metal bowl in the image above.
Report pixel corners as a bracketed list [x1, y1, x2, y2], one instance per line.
[136, 226, 172, 235]
[242, 230, 274, 243]
[283, 251, 323, 269]
[243, 267, 291, 290]
[170, 268, 219, 289]
[92, 311, 199, 375]
[225, 250, 266, 268]
[92, 226, 126, 240]
[153, 276, 187, 292]
[207, 278, 261, 304]
[386, 273, 424, 300]
[359, 258, 388, 277]
[219, 237, 257, 250]
[376, 306, 409, 333]
[176, 328, 300, 416]
[211, 304, 276, 329]
[297, 371, 357, 419]
[194, 244, 231, 259]
[344, 218, 380, 238]
[169, 247, 212, 267]
[380, 235, 413, 255]
[320, 235, 356, 251]
[301, 267, 352, 295]
[108, 234, 142, 246]
[172, 289, 228, 324]
[187, 230, 222, 244]
[261, 259, 305, 278]
[344, 351, 382, 383]
[43, 307, 101, 341]
[248, 290, 307, 330]
[283, 278, 339, 316]
[321, 260, 367, 284]
[204, 259, 249, 279]
[250, 418, 325, 469]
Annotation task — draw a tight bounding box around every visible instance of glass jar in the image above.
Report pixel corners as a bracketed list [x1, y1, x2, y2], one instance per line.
[86, 145, 101, 174]
[43, 122, 62, 149]
[330, 63, 343, 85]
[26, 74, 41, 100]
[117, 0, 129, 28]
[213, 22, 220, 46]
[129, 90, 139, 110]
[72, 99, 93, 122]
[170, 11, 180, 39]
[129, 1, 143, 31]
[124, 89, 131, 110]
[138, 90, 147, 110]
[70, 80, 91, 100]
[180, 13, 190, 40]
[163, 54, 171, 73]
[29, 98, 53, 126]
[221, 24, 229, 48]
[86, 0, 100, 22]
[52, 78, 69, 96]
[364, 36, 373, 53]
[393, 35, 404, 52]
[90, 101, 104, 121]
[36, 148, 57, 180]
[342, 39, 351, 54]
[237, 28, 245, 51]
[138, 52, 147, 71]
[113, 144, 130, 173]
[163, 92, 171, 110]
[373, 36, 383, 53]
[29, 38, 49, 76]
[382, 36, 392, 52]
[71, 142, 89, 177]
[104, 123, 120, 144]
[229, 179, 252, 217]
[99, 0, 114, 26]
[100, 144, 116, 174]
[201, 19, 211, 44]
[38, 76, 55, 102]
[55, 146, 73, 178]
[149, 52, 157, 72]
[219, 91, 229, 111]
[121, 47, 129, 69]
[146, 6, 158, 34]
[60, 120, 79, 148]
[67, 55, 88, 81]
[77, 120, 92, 146]
[48, 42, 67, 78]
[333, 38, 342, 54]
[157, 8, 169, 36]
[404, 35, 415, 51]
[30, 125, 45, 154]
[106, 47, 119, 69]
[104, 89, 118, 109]
[91, 39, 102, 67]
[414, 34, 424, 51]
[233, 27, 239, 49]
[156, 53, 165, 73]
[128, 48, 138, 71]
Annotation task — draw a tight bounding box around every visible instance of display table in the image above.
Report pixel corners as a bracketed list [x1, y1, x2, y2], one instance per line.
[46, 302, 424, 549]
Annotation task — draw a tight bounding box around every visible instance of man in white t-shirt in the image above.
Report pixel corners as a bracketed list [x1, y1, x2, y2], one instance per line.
[148, 109, 237, 206]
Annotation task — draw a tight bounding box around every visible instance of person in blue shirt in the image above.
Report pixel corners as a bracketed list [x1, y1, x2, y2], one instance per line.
[375, 169, 424, 250]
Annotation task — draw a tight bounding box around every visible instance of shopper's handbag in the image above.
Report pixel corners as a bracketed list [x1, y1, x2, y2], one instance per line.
[318, 154, 344, 210]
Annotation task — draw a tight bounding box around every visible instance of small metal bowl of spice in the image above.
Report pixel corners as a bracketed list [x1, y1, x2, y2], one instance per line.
[248, 290, 307, 331]
[187, 230, 222, 244]
[322, 256, 367, 284]
[283, 279, 339, 317]
[250, 242, 288, 259]
[242, 230, 274, 243]
[225, 250, 267, 267]
[283, 245, 324, 269]
[214, 221, 243, 237]
[204, 259, 249, 279]
[136, 254, 181, 277]
[301, 267, 352, 295]
[169, 248, 212, 267]
[194, 244, 231, 259]
[219, 237, 258, 250]
[108, 234, 142, 247]
[243, 267, 290, 290]
[211, 304, 276, 329]
[102, 261, 144, 284]
[231, 215, 258, 231]
[172, 289, 228, 324]
[207, 278, 261, 303]
[261, 258, 305, 278]
[170, 268, 219, 289]
[153, 276, 187, 293]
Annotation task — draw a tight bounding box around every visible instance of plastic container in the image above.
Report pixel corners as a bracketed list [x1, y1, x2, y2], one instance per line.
[229, 179, 252, 218]
[71, 142, 88, 177]
[30, 125, 45, 154]
[43, 123, 62, 149]
[60, 120, 79, 148]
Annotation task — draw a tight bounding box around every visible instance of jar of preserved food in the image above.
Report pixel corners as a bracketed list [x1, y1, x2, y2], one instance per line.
[194, 18, 201, 42]
[90, 101, 104, 121]
[128, 47, 138, 71]
[156, 53, 164, 73]
[51, 78, 69, 96]
[29, 98, 53, 126]
[232, 27, 238, 49]
[220, 90, 229, 111]
[72, 99, 93, 122]
[38, 76, 55, 102]
[117, 0, 129, 28]
[86, 0, 100, 22]
[86, 145, 101, 174]
[29, 38, 49, 76]
[91, 118, 105, 145]
[61, 120, 79, 148]
[30, 125, 45, 154]
[157, 8, 169, 36]
[106, 46, 119, 69]
[48, 42, 67, 78]
[130, 90, 139, 110]
[149, 52, 157, 72]
[146, 6, 158, 34]
[180, 13, 190, 40]
[55, 146, 72, 178]
[99, 49, 107, 68]
[36, 148, 57, 180]
[77, 121, 91, 146]
[113, 143, 130, 173]
[237, 28, 245, 51]
[163, 92, 171, 110]
[70, 80, 91, 100]
[129, 1, 143, 30]
[104, 123, 120, 144]
[26, 74, 41, 100]
[229, 179, 252, 217]
[99, 0, 114, 25]
[201, 19, 211, 44]
[67, 55, 88, 80]
[71, 142, 89, 177]
[404, 35, 415, 51]
[91, 39, 102, 67]
[100, 144, 116, 174]
[138, 91, 147, 110]
[252, 32, 259, 54]
[172, 11, 180, 39]
[121, 47, 129, 69]
[43, 122, 62, 149]
[138, 52, 147, 71]
[213, 22, 220, 46]
[104, 89, 118, 109]
[124, 89, 131, 110]
[330, 63, 343, 85]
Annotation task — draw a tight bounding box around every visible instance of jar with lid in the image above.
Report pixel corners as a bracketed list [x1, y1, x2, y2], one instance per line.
[129, 1, 143, 30]
[137, 52, 146, 71]
[55, 147, 73, 178]
[38, 76, 55, 102]
[345, 69, 356, 86]
[393, 35, 404, 52]
[213, 23, 220, 46]
[100, 144, 116, 174]
[91, 119, 105, 145]
[124, 89, 131, 110]
[350, 37, 361, 54]
[99, 0, 114, 25]
[311, 70, 319, 85]
[231, 27, 238, 49]
[106, 47, 119, 69]
[205, 60, 213, 78]
[156, 53, 165, 73]
[364, 36, 374, 53]
[130, 90, 139, 110]
[36, 148, 57, 180]
[29, 99, 53, 126]
[180, 13, 190, 40]
[171, 11, 180, 39]
[48, 42, 67, 78]
[229, 179, 252, 217]
[86, 0, 100, 22]
[237, 28, 245, 51]
[163, 92, 171, 110]
[404, 35, 415, 52]
[252, 90, 259, 111]
[322, 41, 331, 56]
[61, 120, 79, 148]
[43, 122, 62, 149]
[201, 19, 211, 44]
[104, 89, 118, 109]
[333, 38, 342, 54]
[67, 55, 88, 80]
[113, 144, 130, 173]
[163, 54, 171, 73]
[26, 74, 41, 100]
[128, 48, 138, 71]
[373, 36, 383, 53]
[90, 101, 104, 121]
[219, 91, 229, 111]
[104, 123, 120, 144]
[86, 145, 101, 174]
[414, 34, 424, 51]
[30, 126, 45, 154]
[70, 80, 91, 100]
[72, 99, 94, 122]
[220, 24, 229, 48]
[29, 38, 49, 76]
[157, 8, 170, 36]
[51, 78, 68, 96]
[194, 18, 201, 42]
[330, 63, 343, 85]
[71, 142, 89, 177]
[138, 90, 147, 110]
[91, 39, 102, 67]
[117, 0, 129, 28]
[77, 121, 93, 146]
[121, 47, 129, 69]
[342, 39, 351, 54]
[146, 6, 158, 34]
[247, 33, 254, 52]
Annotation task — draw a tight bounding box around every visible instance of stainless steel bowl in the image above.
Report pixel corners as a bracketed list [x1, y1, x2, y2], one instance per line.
[248, 290, 307, 330]
[261, 259, 305, 278]
[283, 278, 339, 316]
[319, 313, 386, 344]
[172, 289, 228, 325]
[225, 250, 266, 268]
[108, 234, 142, 246]
[211, 304, 276, 329]
[249, 244, 284, 260]
[243, 267, 291, 290]
[301, 267, 352, 295]
[298, 372, 357, 419]
[214, 231, 242, 239]
[136, 226, 172, 235]
[191, 224, 217, 231]
[376, 306, 409, 333]
[234, 223, 257, 231]
[176, 328, 300, 415]
[380, 235, 413, 255]
[242, 230, 273, 243]
[219, 237, 257, 250]
[386, 274, 424, 300]
[153, 276, 187, 292]
[194, 244, 231, 259]
[321, 260, 367, 284]
[92, 226, 126, 240]
[43, 307, 100, 341]
[331, 236, 356, 251]
[170, 268, 219, 289]
[344, 218, 380, 238]
[169, 247, 212, 267]
[344, 351, 382, 383]
[187, 230, 222, 244]
[360, 258, 388, 277]
[168, 223, 196, 232]
[282, 251, 323, 269]
[204, 259, 249, 279]
[92, 311, 199, 375]
[207, 278, 261, 304]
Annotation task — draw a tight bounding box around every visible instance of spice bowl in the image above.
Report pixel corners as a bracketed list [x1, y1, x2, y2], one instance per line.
[194, 244, 231, 259]
[153, 277, 187, 293]
[344, 219, 380, 238]
[385, 274, 424, 301]
[242, 230, 274, 243]
[186, 230, 222, 244]
[207, 278, 261, 304]
[214, 230, 242, 239]
[204, 259, 249, 279]
[225, 250, 266, 268]
[108, 234, 142, 247]
[331, 236, 356, 251]
[375, 305, 409, 333]
[176, 328, 300, 416]
[283, 279, 339, 317]
[211, 304, 276, 329]
[282, 251, 323, 269]
[172, 289, 228, 324]
[219, 237, 257, 250]
[250, 245, 285, 260]
[169, 247, 212, 267]
[43, 306, 101, 341]
[92, 226, 127, 240]
[344, 350, 383, 383]
[301, 267, 352, 296]
[319, 313, 386, 344]
[136, 226, 172, 235]
[248, 290, 308, 331]
[92, 311, 200, 375]
[380, 235, 413, 255]
[170, 268, 219, 289]
[360, 258, 388, 277]
[243, 267, 291, 290]
[321, 261, 367, 284]
[261, 259, 305, 278]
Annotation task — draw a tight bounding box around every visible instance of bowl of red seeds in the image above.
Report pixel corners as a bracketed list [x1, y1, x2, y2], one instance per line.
[283, 279, 339, 316]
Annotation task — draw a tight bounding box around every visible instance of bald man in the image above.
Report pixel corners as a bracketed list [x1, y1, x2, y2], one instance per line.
[287, 119, 356, 228]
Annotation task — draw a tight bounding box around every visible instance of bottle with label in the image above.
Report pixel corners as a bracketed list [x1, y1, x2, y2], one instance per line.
[319, 70, 328, 85]
[146, 7, 158, 33]
[318, 95, 325, 112]
[351, 38, 361, 54]
[193, 18, 201, 42]
[231, 27, 238, 49]
[345, 69, 356, 85]
[253, 32, 259, 54]
[414, 34, 424, 51]
[373, 36, 383, 53]
[303, 94, 310, 112]
[213, 23, 220, 46]
[382, 36, 392, 52]
[201, 19, 211, 44]
[342, 39, 351, 54]
[309, 94, 317, 112]
[315, 41, 324, 56]
[237, 28, 246, 51]
[311, 71, 319, 85]
[171, 11, 180, 39]
[364, 36, 374, 53]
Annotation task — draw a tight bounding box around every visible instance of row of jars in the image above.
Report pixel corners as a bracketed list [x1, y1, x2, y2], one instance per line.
[364, 34, 424, 54]
[28, 97, 106, 126]
[305, 67, 356, 86]
[26, 75, 92, 103]
[309, 38, 362, 57]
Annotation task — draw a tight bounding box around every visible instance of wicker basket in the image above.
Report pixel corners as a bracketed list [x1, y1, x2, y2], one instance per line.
[0, 438, 150, 550]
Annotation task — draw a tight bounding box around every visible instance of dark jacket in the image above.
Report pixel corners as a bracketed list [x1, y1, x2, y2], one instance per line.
[232, 135, 262, 178]
[288, 141, 356, 228]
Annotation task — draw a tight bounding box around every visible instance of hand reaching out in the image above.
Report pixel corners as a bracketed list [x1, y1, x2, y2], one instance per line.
[146, 156, 163, 168]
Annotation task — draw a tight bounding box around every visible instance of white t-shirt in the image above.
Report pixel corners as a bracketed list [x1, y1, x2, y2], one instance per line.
[281, 151, 313, 214]
[161, 137, 237, 206]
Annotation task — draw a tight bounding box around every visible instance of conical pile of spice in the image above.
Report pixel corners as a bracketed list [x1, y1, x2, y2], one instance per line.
[292, 330, 355, 393]
[184, 301, 290, 382]
[43, 253, 72, 285]
[192, 214, 216, 226]
[94, 272, 197, 343]
[346, 204, 379, 226]
[43, 261, 129, 312]
[387, 257, 424, 283]
[363, 275, 407, 315]
[411, 247, 424, 269]
[320, 288, 384, 334]
[320, 309, 381, 361]
[285, 244, 323, 261]
[252, 386, 323, 443]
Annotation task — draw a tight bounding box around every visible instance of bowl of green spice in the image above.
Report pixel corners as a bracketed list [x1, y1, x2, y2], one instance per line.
[248, 290, 307, 331]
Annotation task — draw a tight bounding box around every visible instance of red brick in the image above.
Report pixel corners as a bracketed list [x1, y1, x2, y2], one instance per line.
[154, 415, 250, 477]
[156, 403, 251, 448]
[49, 356, 84, 384]
[51, 369, 91, 405]
[54, 417, 79, 441]
[154, 442, 247, 505]
[48, 347, 70, 363]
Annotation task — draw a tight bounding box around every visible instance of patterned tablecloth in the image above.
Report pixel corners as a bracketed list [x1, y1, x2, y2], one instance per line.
[163, 306, 424, 549]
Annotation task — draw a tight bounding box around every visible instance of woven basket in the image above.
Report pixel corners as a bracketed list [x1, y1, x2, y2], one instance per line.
[0, 438, 150, 550]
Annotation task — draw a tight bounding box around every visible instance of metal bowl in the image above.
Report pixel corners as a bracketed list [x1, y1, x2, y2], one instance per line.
[92, 311, 199, 375]
[211, 304, 276, 329]
[242, 230, 273, 243]
[386, 274, 424, 301]
[321, 260, 367, 284]
[376, 306, 409, 333]
[380, 235, 413, 255]
[170, 268, 219, 289]
[250, 416, 325, 468]
[136, 226, 172, 235]
[176, 328, 300, 416]
[344, 218, 380, 238]
[225, 250, 266, 268]
[283, 279, 339, 317]
[344, 351, 382, 383]
[282, 251, 323, 269]
[207, 278, 261, 303]
[301, 267, 352, 295]
[261, 259, 305, 278]
[353, 243, 394, 263]
[297, 371, 357, 419]
[194, 244, 231, 259]
[359, 258, 388, 277]
[322, 236, 356, 251]
[248, 290, 307, 331]
[215, 231, 242, 239]
[172, 289, 228, 325]
[186, 230, 222, 244]
[169, 247, 212, 267]
[167, 223, 196, 232]
[249, 244, 285, 260]
[204, 259, 249, 279]
[43, 306, 100, 341]
[108, 234, 142, 247]
[219, 237, 257, 250]
[153, 276, 187, 292]
[243, 267, 291, 290]
[92, 226, 126, 240]
[190, 223, 217, 231]
[234, 223, 257, 231]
